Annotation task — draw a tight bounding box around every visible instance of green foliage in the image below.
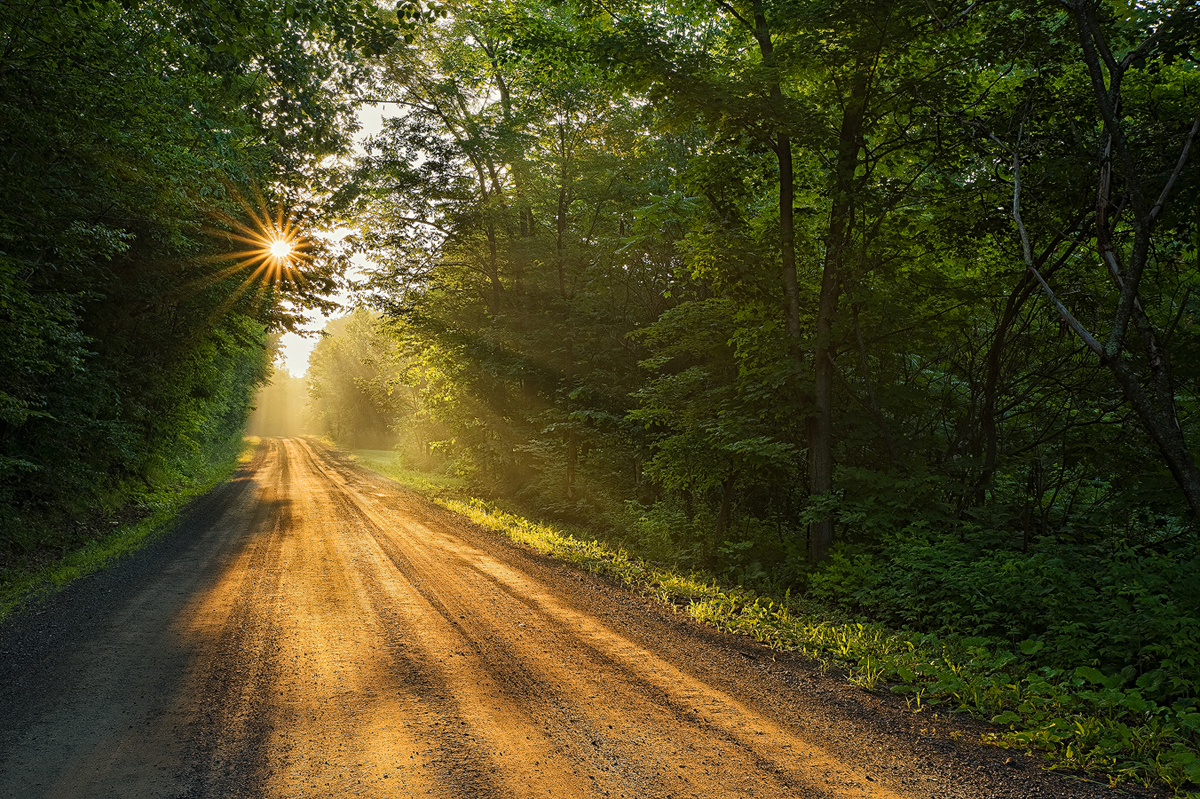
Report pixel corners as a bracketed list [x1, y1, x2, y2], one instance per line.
[0, 0, 389, 563]
[811, 532, 1200, 704]
[338, 0, 1200, 791]
[632, 298, 798, 496]
[348, 449, 464, 496]
[307, 309, 410, 448]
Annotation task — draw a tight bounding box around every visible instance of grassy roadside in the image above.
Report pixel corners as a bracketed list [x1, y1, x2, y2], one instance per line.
[351, 448, 1194, 797]
[0, 438, 257, 626]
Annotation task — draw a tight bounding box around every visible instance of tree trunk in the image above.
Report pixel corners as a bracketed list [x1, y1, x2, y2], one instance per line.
[747, 1, 802, 371]
[715, 473, 736, 541]
[556, 130, 576, 502]
[808, 71, 868, 564]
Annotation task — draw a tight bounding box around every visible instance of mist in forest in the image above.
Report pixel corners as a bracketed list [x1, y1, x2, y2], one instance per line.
[299, 310, 419, 451]
[246, 369, 310, 438]
[246, 312, 414, 449]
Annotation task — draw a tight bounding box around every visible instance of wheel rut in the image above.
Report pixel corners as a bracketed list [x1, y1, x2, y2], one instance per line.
[0, 437, 1154, 799]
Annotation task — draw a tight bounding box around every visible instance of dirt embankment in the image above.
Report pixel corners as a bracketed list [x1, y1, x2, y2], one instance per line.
[0, 438, 1159, 799]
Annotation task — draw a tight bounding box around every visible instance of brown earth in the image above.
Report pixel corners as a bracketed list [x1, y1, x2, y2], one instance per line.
[0, 437, 1162, 799]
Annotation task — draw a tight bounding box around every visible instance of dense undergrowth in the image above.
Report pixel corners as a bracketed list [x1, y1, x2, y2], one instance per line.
[353, 448, 1198, 797]
[0, 436, 256, 625]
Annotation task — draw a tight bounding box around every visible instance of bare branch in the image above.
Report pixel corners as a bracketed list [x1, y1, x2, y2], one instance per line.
[1120, 24, 1167, 70]
[991, 131, 1106, 357]
[394, 216, 452, 235]
[710, 0, 753, 31]
[1083, 4, 1121, 75]
[1150, 113, 1200, 224]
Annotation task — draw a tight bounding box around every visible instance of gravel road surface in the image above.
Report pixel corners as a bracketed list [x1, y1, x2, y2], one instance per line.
[0, 438, 1160, 799]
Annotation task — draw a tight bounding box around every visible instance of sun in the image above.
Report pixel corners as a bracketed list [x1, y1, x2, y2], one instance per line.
[269, 237, 294, 261]
[191, 184, 316, 319]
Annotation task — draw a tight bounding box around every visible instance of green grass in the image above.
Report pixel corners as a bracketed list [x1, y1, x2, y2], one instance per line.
[0, 438, 256, 625]
[352, 448, 1200, 797]
[348, 449, 466, 497]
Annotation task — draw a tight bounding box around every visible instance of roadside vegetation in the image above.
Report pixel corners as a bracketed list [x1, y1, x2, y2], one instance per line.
[0, 438, 256, 625]
[352, 446, 1198, 796]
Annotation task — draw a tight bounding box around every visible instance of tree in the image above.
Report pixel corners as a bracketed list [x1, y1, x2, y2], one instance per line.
[987, 0, 1200, 520]
[307, 309, 409, 448]
[0, 0, 390, 549]
[591, 0, 992, 560]
[350, 0, 682, 511]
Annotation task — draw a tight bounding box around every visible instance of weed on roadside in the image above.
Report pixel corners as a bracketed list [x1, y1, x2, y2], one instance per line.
[353, 450, 1198, 796]
[0, 440, 253, 625]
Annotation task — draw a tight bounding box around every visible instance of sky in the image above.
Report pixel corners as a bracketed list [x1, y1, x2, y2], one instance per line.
[275, 103, 394, 378]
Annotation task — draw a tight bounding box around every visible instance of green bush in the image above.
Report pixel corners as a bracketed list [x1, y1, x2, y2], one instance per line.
[811, 529, 1200, 706]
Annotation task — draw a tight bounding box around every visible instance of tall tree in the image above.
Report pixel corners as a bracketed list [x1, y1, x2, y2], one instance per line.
[987, 0, 1200, 519]
[0, 0, 391, 544]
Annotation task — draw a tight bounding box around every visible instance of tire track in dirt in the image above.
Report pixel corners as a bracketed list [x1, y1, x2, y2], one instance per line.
[292, 438, 903, 799]
[177, 438, 291, 798]
[292, 439, 580, 799]
[1, 437, 1156, 799]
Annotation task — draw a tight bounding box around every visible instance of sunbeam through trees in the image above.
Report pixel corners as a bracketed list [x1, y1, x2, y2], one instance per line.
[4, 0, 1200, 791]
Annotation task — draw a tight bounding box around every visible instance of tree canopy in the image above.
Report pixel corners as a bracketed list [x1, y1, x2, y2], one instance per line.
[350, 0, 1200, 554]
[5, 0, 1200, 787]
[0, 0, 392, 550]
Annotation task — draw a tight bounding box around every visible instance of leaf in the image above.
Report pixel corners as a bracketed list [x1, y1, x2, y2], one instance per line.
[1179, 713, 1200, 734]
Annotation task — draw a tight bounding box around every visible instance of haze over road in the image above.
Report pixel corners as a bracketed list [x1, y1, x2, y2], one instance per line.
[0, 439, 1130, 799]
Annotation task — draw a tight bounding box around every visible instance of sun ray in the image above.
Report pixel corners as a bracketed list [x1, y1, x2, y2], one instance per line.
[182, 182, 316, 316]
[198, 260, 275, 332]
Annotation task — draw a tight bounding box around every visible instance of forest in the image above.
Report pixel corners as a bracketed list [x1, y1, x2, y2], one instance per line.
[4, 0, 1200, 791]
[0, 0, 393, 557]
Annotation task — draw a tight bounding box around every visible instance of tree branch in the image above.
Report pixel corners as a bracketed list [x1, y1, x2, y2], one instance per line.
[710, 0, 753, 31]
[1150, 113, 1200, 224]
[991, 131, 1105, 357]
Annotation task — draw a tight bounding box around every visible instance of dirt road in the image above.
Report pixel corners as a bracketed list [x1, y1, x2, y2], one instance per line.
[0, 438, 1151, 799]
